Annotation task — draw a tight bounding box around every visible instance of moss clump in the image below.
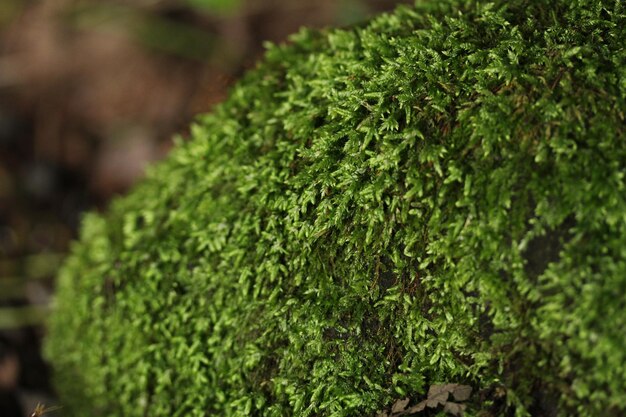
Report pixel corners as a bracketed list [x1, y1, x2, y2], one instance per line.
[45, 1, 626, 416]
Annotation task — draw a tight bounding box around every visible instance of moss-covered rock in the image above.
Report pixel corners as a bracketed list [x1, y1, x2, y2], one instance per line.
[45, 1, 626, 416]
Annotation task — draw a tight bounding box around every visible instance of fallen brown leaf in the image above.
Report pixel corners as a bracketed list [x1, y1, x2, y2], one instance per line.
[451, 385, 472, 402]
[391, 398, 410, 414]
[425, 390, 449, 408]
[443, 402, 466, 416]
[382, 383, 473, 417]
[405, 402, 426, 414]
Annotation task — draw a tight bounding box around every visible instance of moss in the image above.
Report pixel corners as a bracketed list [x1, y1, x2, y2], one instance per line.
[45, 1, 626, 416]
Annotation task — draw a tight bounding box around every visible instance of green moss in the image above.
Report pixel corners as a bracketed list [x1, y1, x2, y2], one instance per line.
[45, 1, 626, 416]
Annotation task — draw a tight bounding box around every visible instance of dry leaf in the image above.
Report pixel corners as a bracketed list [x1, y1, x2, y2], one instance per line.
[443, 402, 466, 416]
[405, 402, 427, 414]
[428, 384, 454, 397]
[451, 385, 472, 402]
[391, 398, 410, 414]
[426, 384, 455, 408]
[425, 390, 449, 408]
[383, 383, 472, 417]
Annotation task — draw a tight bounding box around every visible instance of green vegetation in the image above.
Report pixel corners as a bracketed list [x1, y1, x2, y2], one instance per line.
[45, 0, 626, 416]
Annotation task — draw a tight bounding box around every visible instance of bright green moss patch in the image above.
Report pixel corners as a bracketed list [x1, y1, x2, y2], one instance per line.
[45, 1, 626, 416]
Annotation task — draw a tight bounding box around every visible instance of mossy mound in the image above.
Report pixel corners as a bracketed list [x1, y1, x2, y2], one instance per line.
[45, 1, 626, 416]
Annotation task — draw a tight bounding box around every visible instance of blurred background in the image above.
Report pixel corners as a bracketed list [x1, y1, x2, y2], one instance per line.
[0, 0, 410, 415]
